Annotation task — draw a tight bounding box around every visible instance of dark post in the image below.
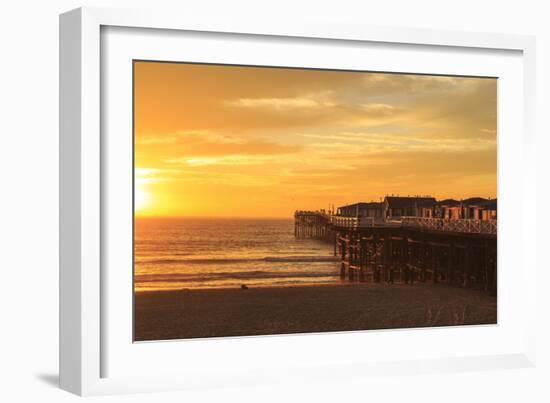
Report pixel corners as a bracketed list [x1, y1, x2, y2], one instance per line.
[388, 237, 394, 284]
[374, 234, 380, 282]
[382, 235, 388, 283]
[348, 233, 354, 281]
[463, 242, 471, 287]
[359, 237, 365, 282]
[490, 243, 497, 296]
[403, 236, 410, 284]
[421, 238, 428, 282]
[483, 240, 489, 291]
[340, 234, 347, 279]
[432, 244, 437, 284]
[448, 243, 455, 284]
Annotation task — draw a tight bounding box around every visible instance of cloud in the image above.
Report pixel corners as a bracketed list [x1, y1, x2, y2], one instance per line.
[137, 130, 246, 146]
[135, 167, 173, 185]
[300, 130, 495, 154]
[225, 90, 338, 110]
[135, 129, 302, 169]
[135, 61, 496, 136]
[135, 137, 179, 145]
[361, 73, 477, 96]
[481, 128, 497, 135]
[225, 95, 335, 110]
[165, 155, 278, 167]
[223, 91, 406, 129]
[360, 103, 398, 115]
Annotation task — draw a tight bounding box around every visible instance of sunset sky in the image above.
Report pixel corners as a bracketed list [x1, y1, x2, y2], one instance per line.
[134, 61, 497, 218]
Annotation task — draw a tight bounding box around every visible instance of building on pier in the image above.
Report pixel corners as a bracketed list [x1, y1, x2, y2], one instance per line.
[312, 195, 497, 230]
[436, 199, 461, 219]
[461, 197, 497, 220]
[336, 202, 384, 223]
[478, 199, 497, 220]
[384, 196, 437, 219]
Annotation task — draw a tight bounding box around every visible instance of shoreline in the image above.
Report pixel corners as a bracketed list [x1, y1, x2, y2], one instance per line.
[135, 280, 366, 293]
[134, 282, 497, 341]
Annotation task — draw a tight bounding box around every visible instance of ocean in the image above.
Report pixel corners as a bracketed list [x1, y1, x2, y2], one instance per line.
[134, 217, 340, 291]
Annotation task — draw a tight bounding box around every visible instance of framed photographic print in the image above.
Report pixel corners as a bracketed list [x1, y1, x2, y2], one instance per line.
[132, 61, 499, 342]
[60, 7, 537, 396]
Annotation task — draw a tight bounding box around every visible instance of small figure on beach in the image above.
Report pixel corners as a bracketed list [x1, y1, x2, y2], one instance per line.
[241, 284, 249, 290]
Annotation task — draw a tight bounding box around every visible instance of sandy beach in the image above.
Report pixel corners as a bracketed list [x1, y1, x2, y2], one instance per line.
[134, 283, 497, 341]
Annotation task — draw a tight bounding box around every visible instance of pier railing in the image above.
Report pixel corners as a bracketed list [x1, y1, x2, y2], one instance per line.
[401, 216, 497, 235]
[295, 211, 497, 235]
[330, 216, 374, 229]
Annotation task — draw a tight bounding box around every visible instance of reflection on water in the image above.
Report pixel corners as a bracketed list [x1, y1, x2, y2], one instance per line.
[135, 217, 340, 291]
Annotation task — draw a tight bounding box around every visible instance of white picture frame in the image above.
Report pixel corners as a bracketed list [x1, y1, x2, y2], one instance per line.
[59, 6, 537, 396]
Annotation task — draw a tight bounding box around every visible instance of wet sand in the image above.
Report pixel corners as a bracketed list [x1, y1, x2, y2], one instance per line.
[134, 283, 497, 341]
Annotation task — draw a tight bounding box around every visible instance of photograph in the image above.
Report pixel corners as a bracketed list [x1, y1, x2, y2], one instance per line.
[133, 61, 497, 341]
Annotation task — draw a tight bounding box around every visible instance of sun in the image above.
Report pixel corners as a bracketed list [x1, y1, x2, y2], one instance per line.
[135, 183, 151, 213]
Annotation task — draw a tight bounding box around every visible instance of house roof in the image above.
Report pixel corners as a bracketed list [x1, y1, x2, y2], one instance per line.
[417, 199, 437, 208]
[338, 202, 383, 210]
[437, 198, 461, 207]
[385, 196, 436, 209]
[461, 197, 489, 206]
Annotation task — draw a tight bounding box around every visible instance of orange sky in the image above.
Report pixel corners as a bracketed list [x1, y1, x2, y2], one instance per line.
[134, 61, 497, 218]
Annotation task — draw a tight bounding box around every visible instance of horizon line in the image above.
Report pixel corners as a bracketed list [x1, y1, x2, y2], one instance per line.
[135, 215, 294, 220]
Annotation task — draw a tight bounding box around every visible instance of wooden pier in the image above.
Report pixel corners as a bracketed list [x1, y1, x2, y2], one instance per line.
[294, 211, 497, 295]
[294, 211, 335, 241]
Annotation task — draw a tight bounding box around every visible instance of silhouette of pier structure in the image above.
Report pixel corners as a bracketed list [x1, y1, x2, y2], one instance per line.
[294, 209, 497, 295]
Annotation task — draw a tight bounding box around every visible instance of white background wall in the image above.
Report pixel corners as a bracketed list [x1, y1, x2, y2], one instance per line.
[0, 0, 548, 401]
